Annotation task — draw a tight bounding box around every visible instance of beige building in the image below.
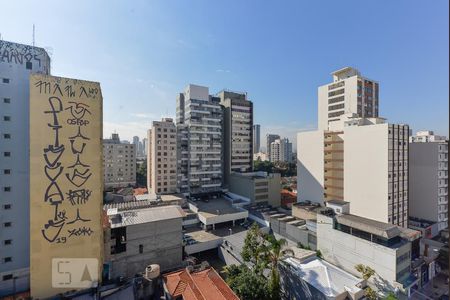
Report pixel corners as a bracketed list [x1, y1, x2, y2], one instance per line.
[298, 115, 409, 227]
[103, 133, 136, 189]
[318, 67, 379, 130]
[147, 118, 177, 194]
[29, 74, 103, 298]
[228, 171, 281, 207]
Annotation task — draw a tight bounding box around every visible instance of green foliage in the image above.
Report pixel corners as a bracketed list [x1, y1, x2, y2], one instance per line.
[355, 264, 376, 281]
[365, 287, 378, 300]
[253, 160, 296, 177]
[384, 292, 398, 300]
[316, 249, 323, 259]
[224, 265, 269, 300]
[136, 160, 147, 187]
[233, 224, 294, 300]
[296, 242, 311, 250]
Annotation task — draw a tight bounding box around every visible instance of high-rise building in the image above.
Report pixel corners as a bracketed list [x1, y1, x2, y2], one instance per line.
[147, 118, 177, 194]
[103, 133, 137, 189]
[142, 137, 148, 157]
[133, 135, 140, 156]
[266, 134, 280, 158]
[29, 74, 103, 298]
[318, 67, 379, 130]
[270, 138, 292, 163]
[409, 131, 448, 231]
[0, 40, 51, 295]
[176, 84, 223, 196]
[298, 67, 409, 227]
[253, 124, 261, 154]
[218, 90, 253, 186]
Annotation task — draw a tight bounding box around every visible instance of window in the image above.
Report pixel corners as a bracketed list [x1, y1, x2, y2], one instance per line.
[3, 204, 11, 210]
[3, 116, 11, 121]
[2, 274, 13, 281]
[139, 244, 143, 254]
[3, 169, 10, 174]
[3, 257, 12, 263]
[4, 222, 11, 227]
[3, 98, 10, 104]
[26, 61, 32, 69]
[3, 134, 11, 139]
[4, 240, 12, 245]
[3, 187, 11, 192]
[2, 78, 10, 83]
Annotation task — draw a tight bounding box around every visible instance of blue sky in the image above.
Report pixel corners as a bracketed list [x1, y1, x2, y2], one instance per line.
[1, 0, 448, 150]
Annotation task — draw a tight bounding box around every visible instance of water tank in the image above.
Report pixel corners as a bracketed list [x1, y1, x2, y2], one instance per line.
[145, 264, 160, 279]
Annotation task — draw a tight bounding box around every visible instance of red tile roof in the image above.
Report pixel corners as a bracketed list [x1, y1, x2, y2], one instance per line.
[133, 187, 148, 195]
[164, 267, 239, 300]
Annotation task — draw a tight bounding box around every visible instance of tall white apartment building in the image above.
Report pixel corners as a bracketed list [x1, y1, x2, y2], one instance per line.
[266, 134, 280, 158]
[176, 84, 223, 196]
[0, 40, 50, 294]
[103, 133, 136, 189]
[270, 138, 293, 163]
[147, 118, 177, 194]
[298, 67, 409, 227]
[253, 124, 261, 154]
[318, 67, 379, 130]
[409, 131, 448, 231]
[218, 90, 253, 186]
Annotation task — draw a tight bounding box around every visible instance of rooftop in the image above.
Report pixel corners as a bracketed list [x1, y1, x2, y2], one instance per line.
[326, 199, 349, 206]
[106, 205, 184, 228]
[193, 198, 243, 218]
[163, 266, 239, 300]
[283, 256, 364, 297]
[335, 214, 400, 239]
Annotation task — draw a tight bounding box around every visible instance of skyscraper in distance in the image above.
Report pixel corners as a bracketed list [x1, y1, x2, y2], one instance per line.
[253, 124, 261, 154]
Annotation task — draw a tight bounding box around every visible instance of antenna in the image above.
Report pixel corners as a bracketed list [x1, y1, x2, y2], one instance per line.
[32, 24, 35, 46]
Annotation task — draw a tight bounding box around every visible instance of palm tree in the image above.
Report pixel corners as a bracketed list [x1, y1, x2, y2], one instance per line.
[263, 234, 294, 300]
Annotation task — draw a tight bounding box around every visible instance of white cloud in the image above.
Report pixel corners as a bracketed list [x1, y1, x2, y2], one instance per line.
[215, 69, 231, 73]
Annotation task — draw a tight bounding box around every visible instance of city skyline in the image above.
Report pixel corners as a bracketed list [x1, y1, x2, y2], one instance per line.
[1, 0, 448, 150]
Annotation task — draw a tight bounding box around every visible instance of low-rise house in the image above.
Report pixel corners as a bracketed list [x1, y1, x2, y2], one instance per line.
[163, 264, 239, 300]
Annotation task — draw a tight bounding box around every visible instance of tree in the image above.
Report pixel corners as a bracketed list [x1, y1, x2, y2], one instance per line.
[262, 234, 294, 300]
[355, 264, 378, 300]
[241, 223, 267, 274]
[136, 160, 147, 187]
[355, 264, 376, 281]
[224, 264, 269, 300]
[384, 292, 399, 300]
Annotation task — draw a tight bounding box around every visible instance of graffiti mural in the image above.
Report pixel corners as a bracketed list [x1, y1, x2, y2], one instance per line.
[0, 40, 51, 74]
[29, 74, 103, 298]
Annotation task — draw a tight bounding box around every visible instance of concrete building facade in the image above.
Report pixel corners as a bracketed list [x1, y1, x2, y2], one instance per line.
[104, 204, 184, 279]
[298, 115, 409, 226]
[176, 84, 223, 196]
[317, 211, 416, 296]
[409, 135, 448, 231]
[270, 138, 292, 163]
[266, 134, 280, 159]
[103, 133, 136, 189]
[228, 172, 281, 207]
[147, 118, 177, 194]
[218, 90, 253, 186]
[318, 67, 379, 130]
[0, 40, 50, 295]
[253, 124, 261, 154]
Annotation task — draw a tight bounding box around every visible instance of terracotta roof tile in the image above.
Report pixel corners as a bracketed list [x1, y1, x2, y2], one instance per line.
[163, 267, 239, 300]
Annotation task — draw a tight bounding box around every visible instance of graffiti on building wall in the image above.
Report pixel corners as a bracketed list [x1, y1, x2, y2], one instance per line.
[0, 40, 50, 73]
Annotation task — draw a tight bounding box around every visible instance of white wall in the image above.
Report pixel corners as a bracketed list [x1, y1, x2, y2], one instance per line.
[344, 123, 390, 223]
[297, 130, 324, 204]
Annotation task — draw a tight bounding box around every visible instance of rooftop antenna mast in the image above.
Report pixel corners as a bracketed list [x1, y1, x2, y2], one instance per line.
[32, 24, 35, 46]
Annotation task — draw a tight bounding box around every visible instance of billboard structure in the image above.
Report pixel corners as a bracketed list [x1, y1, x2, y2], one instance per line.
[29, 74, 103, 298]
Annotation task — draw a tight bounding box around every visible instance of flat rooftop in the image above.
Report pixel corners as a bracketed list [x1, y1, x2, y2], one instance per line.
[185, 225, 249, 243]
[107, 205, 184, 228]
[193, 198, 243, 217]
[336, 214, 400, 239]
